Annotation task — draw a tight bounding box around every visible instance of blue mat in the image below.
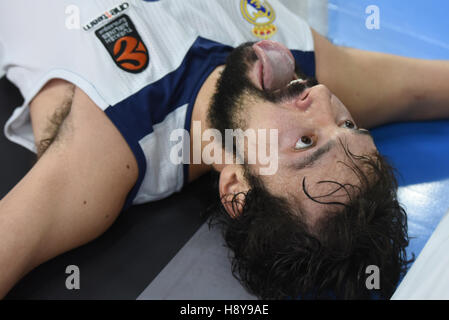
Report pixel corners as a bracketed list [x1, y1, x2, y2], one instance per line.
[328, 0, 449, 261]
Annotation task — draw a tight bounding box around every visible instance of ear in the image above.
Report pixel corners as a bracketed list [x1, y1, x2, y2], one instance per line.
[219, 165, 250, 218]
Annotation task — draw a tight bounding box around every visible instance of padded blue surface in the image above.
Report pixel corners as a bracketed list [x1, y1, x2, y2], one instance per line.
[328, 0, 449, 262]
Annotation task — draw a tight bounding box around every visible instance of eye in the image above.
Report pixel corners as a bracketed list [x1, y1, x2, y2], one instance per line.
[341, 120, 357, 129]
[294, 135, 314, 150]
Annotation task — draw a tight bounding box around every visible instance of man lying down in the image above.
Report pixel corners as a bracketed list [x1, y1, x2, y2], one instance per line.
[1, 0, 449, 299]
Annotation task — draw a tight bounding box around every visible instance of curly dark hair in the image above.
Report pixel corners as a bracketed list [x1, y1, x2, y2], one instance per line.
[206, 144, 413, 299]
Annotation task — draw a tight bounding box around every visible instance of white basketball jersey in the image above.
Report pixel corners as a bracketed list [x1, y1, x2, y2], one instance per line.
[0, 0, 315, 208]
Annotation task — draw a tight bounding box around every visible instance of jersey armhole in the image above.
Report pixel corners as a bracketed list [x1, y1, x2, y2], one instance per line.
[4, 69, 109, 153]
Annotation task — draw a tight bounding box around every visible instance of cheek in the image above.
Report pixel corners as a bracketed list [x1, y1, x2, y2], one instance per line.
[247, 111, 297, 143]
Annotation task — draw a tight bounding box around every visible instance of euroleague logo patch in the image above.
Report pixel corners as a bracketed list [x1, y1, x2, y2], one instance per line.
[96, 15, 149, 73]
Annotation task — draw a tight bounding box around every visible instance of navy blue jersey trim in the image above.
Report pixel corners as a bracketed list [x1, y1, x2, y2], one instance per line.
[105, 36, 316, 210]
[104, 107, 147, 210]
[105, 37, 233, 209]
[291, 50, 316, 78]
[181, 39, 235, 186]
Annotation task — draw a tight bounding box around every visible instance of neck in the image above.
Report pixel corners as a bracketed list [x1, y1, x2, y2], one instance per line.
[187, 65, 224, 182]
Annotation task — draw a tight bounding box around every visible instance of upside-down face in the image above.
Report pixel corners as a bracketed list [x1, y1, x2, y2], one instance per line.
[208, 40, 378, 225]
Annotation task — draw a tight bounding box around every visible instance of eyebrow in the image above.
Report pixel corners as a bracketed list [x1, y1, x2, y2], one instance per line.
[292, 129, 373, 170]
[293, 139, 336, 170]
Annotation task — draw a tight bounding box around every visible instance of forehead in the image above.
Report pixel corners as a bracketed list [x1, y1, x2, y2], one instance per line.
[263, 136, 377, 224]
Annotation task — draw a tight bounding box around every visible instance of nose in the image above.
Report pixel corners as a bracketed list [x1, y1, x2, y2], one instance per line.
[294, 84, 331, 112]
[294, 87, 313, 111]
[307, 84, 332, 104]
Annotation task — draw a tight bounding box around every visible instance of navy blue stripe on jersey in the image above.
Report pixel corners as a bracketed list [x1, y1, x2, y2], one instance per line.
[291, 50, 316, 78]
[105, 37, 316, 210]
[105, 37, 233, 210]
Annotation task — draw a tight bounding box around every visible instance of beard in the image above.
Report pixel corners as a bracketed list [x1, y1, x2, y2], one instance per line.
[207, 42, 318, 135]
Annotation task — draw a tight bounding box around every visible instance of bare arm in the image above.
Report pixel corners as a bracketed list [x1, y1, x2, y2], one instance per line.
[0, 84, 138, 297]
[312, 29, 449, 129]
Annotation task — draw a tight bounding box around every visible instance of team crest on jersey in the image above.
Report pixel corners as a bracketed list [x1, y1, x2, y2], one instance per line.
[240, 0, 277, 39]
[96, 15, 149, 73]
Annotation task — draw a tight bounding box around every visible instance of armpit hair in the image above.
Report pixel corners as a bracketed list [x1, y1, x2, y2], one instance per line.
[36, 85, 75, 159]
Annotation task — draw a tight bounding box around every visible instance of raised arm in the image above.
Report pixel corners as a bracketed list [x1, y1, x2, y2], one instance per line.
[0, 83, 138, 297]
[312, 29, 449, 129]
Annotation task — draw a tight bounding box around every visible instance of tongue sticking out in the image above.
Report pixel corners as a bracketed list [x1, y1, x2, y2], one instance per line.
[252, 40, 296, 91]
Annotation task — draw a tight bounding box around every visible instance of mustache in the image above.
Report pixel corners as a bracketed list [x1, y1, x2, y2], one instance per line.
[261, 77, 319, 103]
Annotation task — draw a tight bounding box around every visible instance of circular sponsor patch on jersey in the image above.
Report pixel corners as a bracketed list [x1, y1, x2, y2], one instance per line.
[96, 15, 149, 73]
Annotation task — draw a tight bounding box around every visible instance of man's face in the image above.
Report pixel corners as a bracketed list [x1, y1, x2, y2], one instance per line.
[209, 41, 378, 225]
